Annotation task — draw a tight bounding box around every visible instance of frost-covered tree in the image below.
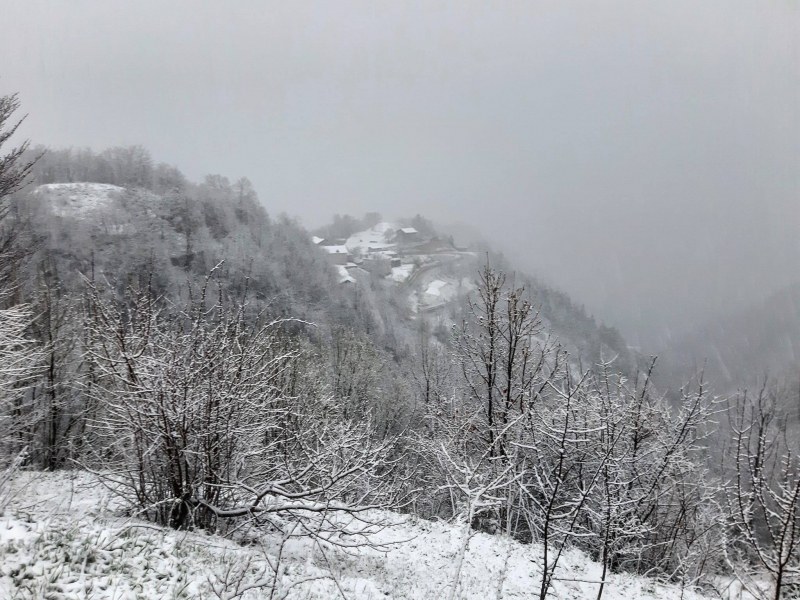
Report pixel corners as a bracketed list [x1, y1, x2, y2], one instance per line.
[582, 363, 721, 597]
[329, 326, 383, 421]
[0, 91, 44, 474]
[0, 92, 38, 289]
[443, 263, 722, 597]
[410, 321, 451, 409]
[0, 302, 45, 459]
[724, 382, 800, 600]
[84, 265, 403, 535]
[0, 93, 36, 203]
[454, 263, 553, 466]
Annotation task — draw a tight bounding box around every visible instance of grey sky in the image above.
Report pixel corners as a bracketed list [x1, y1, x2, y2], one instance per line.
[2, 0, 798, 347]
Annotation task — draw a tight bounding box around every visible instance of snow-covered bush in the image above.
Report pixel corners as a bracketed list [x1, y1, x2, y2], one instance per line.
[83, 265, 404, 537]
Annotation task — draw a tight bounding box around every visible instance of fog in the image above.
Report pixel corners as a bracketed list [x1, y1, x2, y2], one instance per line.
[2, 0, 798, 348]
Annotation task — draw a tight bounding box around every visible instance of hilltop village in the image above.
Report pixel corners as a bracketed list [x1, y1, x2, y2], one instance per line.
[313, 221, 477, 314]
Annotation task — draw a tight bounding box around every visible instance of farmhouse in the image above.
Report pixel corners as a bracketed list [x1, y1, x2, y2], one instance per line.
[395, 227, 419, 244]
[322, 244, 351, 265]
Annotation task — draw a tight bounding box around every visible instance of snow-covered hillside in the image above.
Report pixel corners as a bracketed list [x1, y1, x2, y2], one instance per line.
[0, 471, 717, 600]
[345, 221, 398, 255]
[317, 221, 479, 319]
[33, 183, 125, 218]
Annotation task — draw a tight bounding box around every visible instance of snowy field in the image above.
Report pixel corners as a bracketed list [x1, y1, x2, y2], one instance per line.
[33, 183, 124, 218]
[0, 471, 723, 600]
[345, 222, 397, 254]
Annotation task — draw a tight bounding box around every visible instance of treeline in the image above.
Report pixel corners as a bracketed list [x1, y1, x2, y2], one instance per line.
[1, 95, 798, 599]
[18, 150, 369, 323]
[26, 144, 185, 193]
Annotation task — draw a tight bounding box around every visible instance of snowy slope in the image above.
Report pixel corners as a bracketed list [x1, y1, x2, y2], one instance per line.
[33, 182, 125, 218]
[0, 471, 720, 600]
[345, 222, 397, 254]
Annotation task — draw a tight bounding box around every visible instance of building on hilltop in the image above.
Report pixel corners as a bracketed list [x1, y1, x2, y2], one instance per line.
[395, 227, 419, 244]
[323, 245, 351, 265]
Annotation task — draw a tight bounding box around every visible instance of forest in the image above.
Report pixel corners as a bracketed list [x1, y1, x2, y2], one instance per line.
[1, 92, 798, 599]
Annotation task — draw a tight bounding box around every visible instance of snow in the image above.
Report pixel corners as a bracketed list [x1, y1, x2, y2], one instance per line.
[410, 279, 457, 313]
[323, 245, 349, 255]
[311, 236, 324, 245]
[408, 291, 420, 314]
[399, 227, 418, 234]
[423, 280, 459, 307]
[0, 471, 719, 600]
[336, 265, 356, 283]
[34, 183, 125, 217]
[424, 279, 450, 297]
[371, 221, 396, 234]
[389, 264, 415, 283]
[461, 277, 477, 293]
[345, 222, 397, 254]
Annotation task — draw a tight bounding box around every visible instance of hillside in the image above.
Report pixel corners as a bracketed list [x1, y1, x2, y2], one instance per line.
[19, 180, 355, 327]
[5, 147, 781, 600]
[1, 471, 717, 600]
[17, 177, 635, 376]
[311, 217, 636, 373]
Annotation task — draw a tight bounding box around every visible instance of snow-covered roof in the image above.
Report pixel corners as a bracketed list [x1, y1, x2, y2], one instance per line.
[388, 264, 414, 283]
[335, 265, 356, 284]
[425, 280, 451, 296]
[399, 227, 418, 234]
[311, 236, 325, 245]
[323, 245, 349, 255]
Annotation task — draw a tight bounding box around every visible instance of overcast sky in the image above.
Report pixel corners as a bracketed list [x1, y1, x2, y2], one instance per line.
[2, 1, 798, 347]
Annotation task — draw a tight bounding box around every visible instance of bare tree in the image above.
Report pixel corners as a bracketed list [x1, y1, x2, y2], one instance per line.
[514, 361, 622, 600]
[410, 321, 451, 409]
[450, 263, 617, 598]
[453, 263, 558, 532]
[0, 302, 45, 457]
[83, 265, 405, 539]
[329, 326, 383, 422]
[582, 362, 721, 598]
[724, 381, 800, 600]
[22, 265, 84, 469]
[422, 401, 523, 600]
[425, 263, 725, 597]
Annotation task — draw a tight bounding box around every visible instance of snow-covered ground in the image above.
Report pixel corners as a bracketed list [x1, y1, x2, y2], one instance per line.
[0, 471, 720, 600]
[423, 279, 456, 301]
[388, 264, 415, 283]
[33, 183, 124, 218]
[346, 222, 397, 254]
